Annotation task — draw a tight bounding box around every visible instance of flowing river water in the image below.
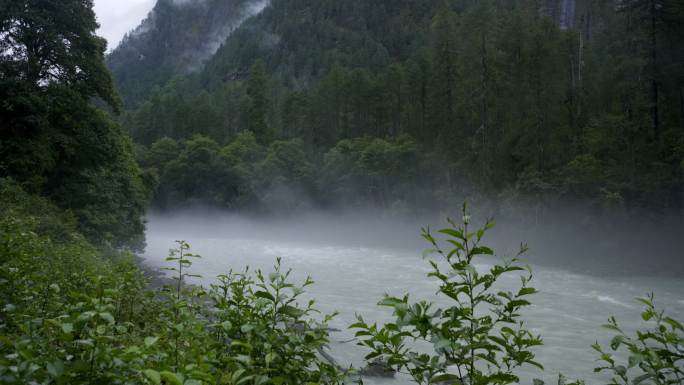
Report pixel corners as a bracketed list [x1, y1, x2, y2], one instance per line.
[142, 212, 684, 385]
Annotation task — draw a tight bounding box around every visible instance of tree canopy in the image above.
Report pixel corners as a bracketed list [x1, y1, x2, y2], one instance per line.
[0, 0, 150, 249]
[119, 0, 683, 219]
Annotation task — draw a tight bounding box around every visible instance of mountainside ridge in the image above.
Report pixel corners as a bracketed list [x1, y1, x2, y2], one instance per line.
[107, 0, 270, 106]
[110, 0, 587, 107]
[112, 0, 684, 219]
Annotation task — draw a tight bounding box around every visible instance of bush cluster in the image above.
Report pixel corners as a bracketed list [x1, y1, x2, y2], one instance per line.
[0, 214, 343, 384]
[1, 203, 681, 385]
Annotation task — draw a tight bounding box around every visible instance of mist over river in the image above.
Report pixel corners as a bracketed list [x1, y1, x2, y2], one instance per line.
[142, 211, 684, 385]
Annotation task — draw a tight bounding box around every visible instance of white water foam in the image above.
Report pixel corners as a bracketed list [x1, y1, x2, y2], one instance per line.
[597, 295, 634, 309]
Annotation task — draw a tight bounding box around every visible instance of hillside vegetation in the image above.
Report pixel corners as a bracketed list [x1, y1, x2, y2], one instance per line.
[0, 1, 682, 384]
[114, 0, 684, 220]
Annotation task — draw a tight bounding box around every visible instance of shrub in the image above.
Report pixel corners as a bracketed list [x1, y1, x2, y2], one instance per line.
[0, 223, 344, 385]
[593, 294, 684, 385]
[352, 204, 543, 385]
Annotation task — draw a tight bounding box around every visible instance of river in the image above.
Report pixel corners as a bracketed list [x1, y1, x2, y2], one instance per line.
[141, 211, 684, 385]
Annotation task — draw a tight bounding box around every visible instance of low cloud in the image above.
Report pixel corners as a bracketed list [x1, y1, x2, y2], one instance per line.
[94, 0, 155, 50]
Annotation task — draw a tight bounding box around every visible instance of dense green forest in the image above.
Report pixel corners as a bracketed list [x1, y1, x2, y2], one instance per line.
[114, 0, 684, 220]
[0, 0, 152, 250]
[1, 0, 683, 384]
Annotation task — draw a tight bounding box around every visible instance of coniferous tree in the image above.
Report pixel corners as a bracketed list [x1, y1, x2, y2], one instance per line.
[245, 59, 272, 143]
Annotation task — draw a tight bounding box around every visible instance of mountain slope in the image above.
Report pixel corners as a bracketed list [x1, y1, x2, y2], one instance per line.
[200, 0, 437, 88]
[111, 0, 683, 217]
[107, 0, 269, 106]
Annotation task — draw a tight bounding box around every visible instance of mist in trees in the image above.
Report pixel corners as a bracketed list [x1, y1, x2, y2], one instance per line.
[1, 1, 683, 384]
[123, 0, 683, 223]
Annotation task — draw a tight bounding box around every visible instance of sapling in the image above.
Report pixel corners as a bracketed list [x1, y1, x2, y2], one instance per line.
[161, 240, 203, 371]
[593, 293, 684, 385]
[352, 204, 543, 385]
[163, 240, 202, 301]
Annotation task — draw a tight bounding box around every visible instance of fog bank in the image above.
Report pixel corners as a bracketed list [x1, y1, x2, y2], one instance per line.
[145, 205, 684, 277]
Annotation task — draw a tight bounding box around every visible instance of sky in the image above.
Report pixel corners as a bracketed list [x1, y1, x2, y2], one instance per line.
[94, 0, 156, 51]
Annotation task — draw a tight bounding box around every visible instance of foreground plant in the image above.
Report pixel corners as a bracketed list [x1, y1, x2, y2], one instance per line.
[3, 198, 683, 385]
[593, 294, 684, 385]
[206, 258, 343, 385]
[144, 243, 345, 385]
[352, 204, 543, 385]
[0, 211, 344, 385]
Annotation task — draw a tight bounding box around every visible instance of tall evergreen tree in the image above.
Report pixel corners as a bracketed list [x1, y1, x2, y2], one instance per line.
[245, 59, 272, 143]
[428, 7, 460, 151]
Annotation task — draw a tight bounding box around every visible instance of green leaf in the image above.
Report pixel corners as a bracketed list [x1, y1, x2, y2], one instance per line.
[633, 373, 653, 385]
[434, 338, 452, 351]
[518, 287, 537, 296]
[663, 317, 683, 331]
[160, 371, 182, 385]
[188, 370, 213, 382]
[144, 336, 159, 347]
[232, 340, 252, 350]
[379, 297, 405, 307]
[489, 335, 507, 347]
[602, 323, 622, 333]
[230, 369, 246, 382]
[471, 246, 494, 256]
[76, 311, 96, 322]
[46, 360, 64, 378]
[430, 373, 462, 384]
[75, 339, 94, 347]
[265, 352, 278, 365]
[279, 305, 305, 318]
[61, 323, 73, 334]
[99, 312, 115, 324]
[628, 354, 644, 368]
[610, 335, 624, 350]
[635, 297, 652, 307]
[254, 291, 275, 301]
[220, 320, 232, 331]
[528, 359, 545, 370]
[439, 228, 466, 241]
[641, 310, 653, 321]
[143, 369, 161, 385]
[236, 375, 254, 385]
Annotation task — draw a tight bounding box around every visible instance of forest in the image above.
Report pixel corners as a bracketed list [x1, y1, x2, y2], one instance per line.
[1, 0, 683, 384]
[113, 0, 684, 222]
